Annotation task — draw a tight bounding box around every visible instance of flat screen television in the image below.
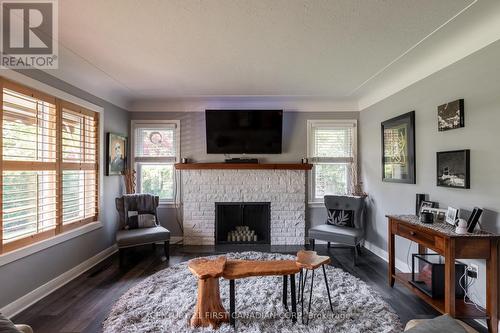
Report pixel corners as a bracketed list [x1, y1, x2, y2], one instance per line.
[206, 110, 283, 154]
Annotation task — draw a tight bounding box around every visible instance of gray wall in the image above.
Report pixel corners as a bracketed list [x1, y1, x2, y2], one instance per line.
[129, 111, 359, 236]
[0, 70, 129, 309]
[359, 40, 500, 308]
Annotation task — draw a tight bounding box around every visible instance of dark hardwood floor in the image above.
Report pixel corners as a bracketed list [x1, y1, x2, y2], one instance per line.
[12, 244, 487, 333]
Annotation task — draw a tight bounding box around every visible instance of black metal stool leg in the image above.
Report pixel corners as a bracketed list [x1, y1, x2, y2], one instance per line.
[230, 279, 235, 327]
[282, 275, 288, 310]
[298, 269, 302, 304]
[290, 274, 297, 323]
[322, 264, 334, 313]
[306, 269, 315, 325]
[301, 269, 308, 324]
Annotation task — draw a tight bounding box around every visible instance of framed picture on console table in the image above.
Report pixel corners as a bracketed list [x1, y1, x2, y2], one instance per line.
[437, 149, 470, 189]
[381, 111, 416, 184]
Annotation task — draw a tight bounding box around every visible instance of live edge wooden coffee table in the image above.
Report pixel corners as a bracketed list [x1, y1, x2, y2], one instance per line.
[188, 257, 301, 328]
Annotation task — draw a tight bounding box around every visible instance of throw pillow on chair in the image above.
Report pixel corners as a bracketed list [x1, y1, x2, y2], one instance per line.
[326, 209, 355, 228]
[126, 211, 157, 229]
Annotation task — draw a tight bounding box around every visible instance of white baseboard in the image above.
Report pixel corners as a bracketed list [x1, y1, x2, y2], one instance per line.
[1, 244, 118, 318]
[170, 236, 183, 244]
[364, 240, 410, 273]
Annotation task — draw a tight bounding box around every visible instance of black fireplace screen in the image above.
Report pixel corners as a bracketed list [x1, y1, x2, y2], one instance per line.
[215, 202, 270, 244]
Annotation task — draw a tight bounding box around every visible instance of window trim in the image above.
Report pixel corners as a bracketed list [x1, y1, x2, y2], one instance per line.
[130, 120, 181, 205]
[306, 119, 358, 205]
[0, 73, 104, 255]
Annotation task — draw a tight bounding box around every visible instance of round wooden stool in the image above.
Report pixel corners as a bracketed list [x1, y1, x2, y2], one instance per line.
[296, 250, 334, 324]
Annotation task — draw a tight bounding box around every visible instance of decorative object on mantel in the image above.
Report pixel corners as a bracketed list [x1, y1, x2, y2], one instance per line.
[122, 168, 136, 194]
[437, 150, 470, 189]
[381, 111, 416, 184]
[106, 132, 127, 176]
[438, 99, 464, 132]
[103, 252, 403, 333]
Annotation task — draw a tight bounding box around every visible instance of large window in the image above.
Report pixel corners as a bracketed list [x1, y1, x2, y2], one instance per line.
[0, 79, 99, 254]
[307, 120, 357, 203]
[131, 121, 180, 203]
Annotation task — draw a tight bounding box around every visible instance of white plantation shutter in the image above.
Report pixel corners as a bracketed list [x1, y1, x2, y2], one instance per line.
[307, 120, 357, 201]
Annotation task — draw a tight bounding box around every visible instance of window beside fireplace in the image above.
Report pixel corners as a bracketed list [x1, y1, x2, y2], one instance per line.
[215, 202, 270, 244]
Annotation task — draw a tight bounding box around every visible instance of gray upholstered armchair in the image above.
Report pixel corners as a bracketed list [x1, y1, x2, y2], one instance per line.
[308, 195, 366, 265]
[115, 194, 170, 266]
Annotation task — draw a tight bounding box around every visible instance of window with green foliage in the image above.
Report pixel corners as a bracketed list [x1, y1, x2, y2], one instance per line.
[307, 120, 357, 202]
[132, 121, 179, 202]
[0, 78, 99, 254]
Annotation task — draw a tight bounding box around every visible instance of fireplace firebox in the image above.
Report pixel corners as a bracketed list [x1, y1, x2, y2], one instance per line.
[215, 202, 271, 244]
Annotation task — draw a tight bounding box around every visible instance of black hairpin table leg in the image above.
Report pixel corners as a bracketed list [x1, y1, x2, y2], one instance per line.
[290, 273, 297, 323]
[306, 269, 315, 325]
[229, 279, 235, 327]
[322, 264, 334, 313]
[283, 275, 288, 310]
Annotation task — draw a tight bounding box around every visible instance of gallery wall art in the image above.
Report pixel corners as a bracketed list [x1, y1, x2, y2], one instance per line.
[436, 149, 470, 189]
[381, 111, 416, 184]
[438, 99, 464, 131]
[107, 133, 127, 175]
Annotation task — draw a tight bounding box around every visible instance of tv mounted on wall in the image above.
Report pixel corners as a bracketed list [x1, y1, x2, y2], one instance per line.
[205, 110, 283, 154]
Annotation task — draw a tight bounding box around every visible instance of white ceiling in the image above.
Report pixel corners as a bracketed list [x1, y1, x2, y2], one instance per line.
[41, 0, 500, 111]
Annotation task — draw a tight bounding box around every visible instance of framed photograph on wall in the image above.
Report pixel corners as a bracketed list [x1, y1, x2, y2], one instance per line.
[436, 149, 470, 189]
[107, 133, 127, 176]
[381, 111, 416, 184]
[438, 99, 464, 131]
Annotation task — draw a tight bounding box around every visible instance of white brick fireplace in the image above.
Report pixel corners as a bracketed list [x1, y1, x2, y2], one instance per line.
[181, 169, 307, 245]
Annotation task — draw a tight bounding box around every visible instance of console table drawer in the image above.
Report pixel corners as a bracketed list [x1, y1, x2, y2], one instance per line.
[397, 223, 442, 251]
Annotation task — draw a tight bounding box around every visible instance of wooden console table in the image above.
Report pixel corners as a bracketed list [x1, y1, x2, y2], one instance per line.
[387, 215, 499, 333]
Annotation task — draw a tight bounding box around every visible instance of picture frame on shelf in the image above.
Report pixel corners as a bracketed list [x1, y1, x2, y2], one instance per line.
[420, 207, 447, 223]
[381, 111, 416, 184]
[437, 150, 470, 189]
[445, 207, 459, 225]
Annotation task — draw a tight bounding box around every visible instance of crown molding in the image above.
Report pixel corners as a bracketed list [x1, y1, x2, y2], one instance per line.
[128, 96, 359, 113]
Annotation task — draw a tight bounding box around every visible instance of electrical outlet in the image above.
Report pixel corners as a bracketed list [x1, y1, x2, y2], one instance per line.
[467, 264, 479, 279]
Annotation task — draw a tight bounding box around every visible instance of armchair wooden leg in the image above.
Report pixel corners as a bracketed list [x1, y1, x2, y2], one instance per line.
[164, 241, 170, 260]
[327, 242, 330, 248]
[309, 239, 315, 251]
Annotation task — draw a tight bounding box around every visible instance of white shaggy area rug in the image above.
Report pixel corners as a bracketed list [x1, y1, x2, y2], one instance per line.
[103, 252, 402, 333]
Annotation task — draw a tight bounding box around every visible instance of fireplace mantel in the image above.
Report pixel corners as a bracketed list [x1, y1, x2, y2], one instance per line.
[175, 163, 313, 170]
